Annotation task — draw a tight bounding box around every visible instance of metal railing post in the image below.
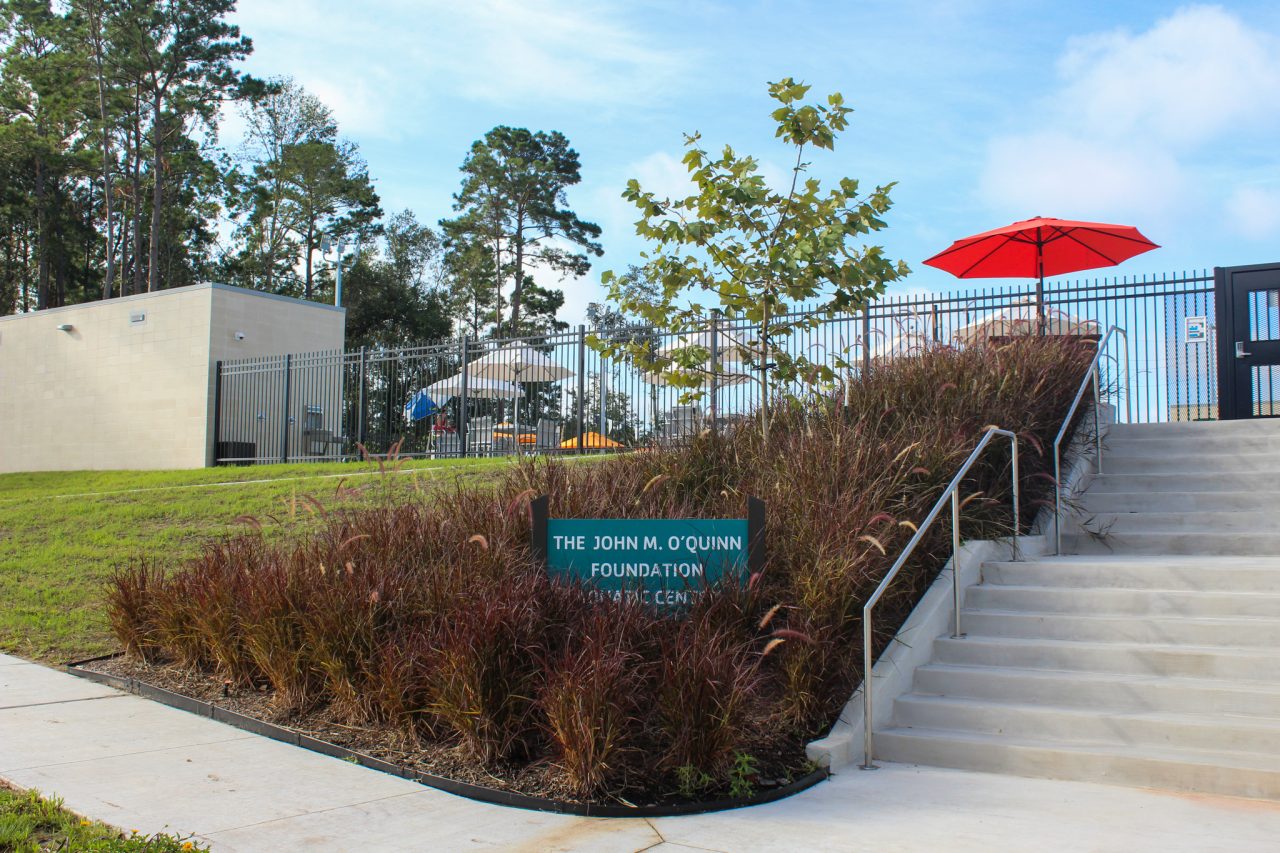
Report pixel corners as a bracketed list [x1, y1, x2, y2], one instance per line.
[861, 600, 876, 770]
[1011, 434, 1021, 560]
[951, 489, 964, 639]
[1123, 336, 1132, 424]
[861, 426, 1019, 770]
[1093, 365, 1103, 474]
[1052, 326, 1126, 557]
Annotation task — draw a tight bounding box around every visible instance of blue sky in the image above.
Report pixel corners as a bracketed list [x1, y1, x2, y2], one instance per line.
[225, 1, 1280, 324]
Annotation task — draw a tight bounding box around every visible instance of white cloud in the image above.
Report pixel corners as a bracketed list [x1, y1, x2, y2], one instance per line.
[980, 132, 1183, 221]
[628, 151, 695, 200]
[429, 0, 686, 106]
[1056, 5, 1280, 149]
[1225, 187, 1280, 240]
[232, 0, 687, 140]
[979, 5, 1280, 231]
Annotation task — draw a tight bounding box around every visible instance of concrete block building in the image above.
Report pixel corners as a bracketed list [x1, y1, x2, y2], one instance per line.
[0, 284, 344, 473]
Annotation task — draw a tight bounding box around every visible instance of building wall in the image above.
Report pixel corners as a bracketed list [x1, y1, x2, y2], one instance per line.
[0, 284, 344, 473]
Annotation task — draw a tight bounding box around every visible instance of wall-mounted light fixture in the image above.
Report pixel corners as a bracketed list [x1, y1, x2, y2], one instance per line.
[56, 323, 74, 333]
[234, 331, 247, 341]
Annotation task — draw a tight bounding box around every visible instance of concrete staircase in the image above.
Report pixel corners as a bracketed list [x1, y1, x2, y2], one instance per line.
[873, 418, 1280, 799]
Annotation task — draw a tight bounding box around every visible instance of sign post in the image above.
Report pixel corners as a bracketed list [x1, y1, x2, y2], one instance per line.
[532, 496, 765, 614]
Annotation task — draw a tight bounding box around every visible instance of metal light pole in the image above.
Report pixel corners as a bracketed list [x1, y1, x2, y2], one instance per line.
[320, 236, 360, 307]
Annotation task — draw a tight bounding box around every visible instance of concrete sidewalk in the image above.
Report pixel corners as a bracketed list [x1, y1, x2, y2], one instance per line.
[3, 652, 1279, 852]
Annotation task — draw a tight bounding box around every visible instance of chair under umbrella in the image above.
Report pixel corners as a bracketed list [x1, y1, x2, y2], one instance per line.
[953, 300, 1100, 347]
[923, 217, 1158, 332]
[466, 344, 575, 448]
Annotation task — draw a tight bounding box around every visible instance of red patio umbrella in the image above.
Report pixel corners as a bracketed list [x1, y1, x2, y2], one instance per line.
[922, 217, 1159, 333]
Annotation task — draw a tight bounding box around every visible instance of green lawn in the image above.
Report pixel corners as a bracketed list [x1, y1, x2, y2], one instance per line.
[0, 457, 512, 663]
[0, 783, 204, 851]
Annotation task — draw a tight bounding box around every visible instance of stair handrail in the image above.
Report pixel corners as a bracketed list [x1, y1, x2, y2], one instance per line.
[1052, 325, 1130, 556]
[860, 426, 1020, 770]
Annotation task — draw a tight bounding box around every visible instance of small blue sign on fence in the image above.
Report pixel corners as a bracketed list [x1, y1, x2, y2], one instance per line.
[531, 497, 764, 613]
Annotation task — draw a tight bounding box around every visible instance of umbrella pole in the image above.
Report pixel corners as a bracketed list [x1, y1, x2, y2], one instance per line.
[1036, 233, 1047, 336]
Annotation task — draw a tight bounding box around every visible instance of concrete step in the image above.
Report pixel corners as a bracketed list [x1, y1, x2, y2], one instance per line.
[1080, 491, 1280, 512]
[1109, 420, 1280, 439]
[872, 726, 1280, 799]
[1103, 453, 1280, 474]
[982, 556, 1280, 592]
[959, 609, 1280, 646]
[1088, 471, 1280, 493]
[1105, 435, 1280, 457]
[1079, 510, 1277, 533]
[964, 584, 1280, 618]
[912, 663, 1280, 717]
[892, 694, 1280, 754]
[1062, 530, 1280, 557]
[932, 635, 1280, 681]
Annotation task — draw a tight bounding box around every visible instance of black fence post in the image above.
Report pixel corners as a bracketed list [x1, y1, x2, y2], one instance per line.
[576, 325, 587, 455]
[280, 354, 292, 464]
[862, 307, 872, 375]
[460, 335, 470, 457]
[710, 312, 720, 433]
[356, 346, 368, 449]
[212, 360, 223, 466]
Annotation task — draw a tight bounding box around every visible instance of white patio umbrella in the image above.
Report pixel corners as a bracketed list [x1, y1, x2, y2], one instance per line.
[423, 375, 525, 400]
[658, 329, 755, 364]
[953, 300, 1099, 347]
[468, 344, 575, 384]
[466, 344, 575, 438]
[872, 330, 935, 363]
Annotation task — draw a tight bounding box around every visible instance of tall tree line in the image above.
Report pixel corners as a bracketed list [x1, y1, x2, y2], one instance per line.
[0, 0, 601, 349]
[1, 0, 254, 309]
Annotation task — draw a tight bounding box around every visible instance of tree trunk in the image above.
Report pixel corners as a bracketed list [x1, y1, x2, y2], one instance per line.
[509, 213, 525, 334]
[304, 221, 314, 300]
[148, 100, 163, 292]
[34, 157, 49, 310]
[492, 234, 502, 333]
[131, 102, 145, 296]
[90, 5, 115, 300]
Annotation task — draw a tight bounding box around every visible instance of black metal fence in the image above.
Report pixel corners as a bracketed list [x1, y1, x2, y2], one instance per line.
[212, 269, 1216, 464]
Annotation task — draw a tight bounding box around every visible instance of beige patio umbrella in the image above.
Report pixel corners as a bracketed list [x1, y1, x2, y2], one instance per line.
[953, 300, 1099, 347]
[466, 344, 575, 439]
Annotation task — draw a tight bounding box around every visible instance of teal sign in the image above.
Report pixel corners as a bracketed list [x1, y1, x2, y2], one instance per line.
[535, 500, 763, 613]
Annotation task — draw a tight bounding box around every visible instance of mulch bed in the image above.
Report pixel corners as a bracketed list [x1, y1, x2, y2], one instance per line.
[81, 655, 818, 810]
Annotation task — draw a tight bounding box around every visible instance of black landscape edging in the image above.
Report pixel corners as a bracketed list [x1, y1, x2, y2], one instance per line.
[66, 655, 828, 817]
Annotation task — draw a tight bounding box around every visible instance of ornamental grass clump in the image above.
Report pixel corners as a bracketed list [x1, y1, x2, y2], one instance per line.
[539, 591, 658, 796]
[106, 337, 1094, 802]
[429, 570, 548, 765]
